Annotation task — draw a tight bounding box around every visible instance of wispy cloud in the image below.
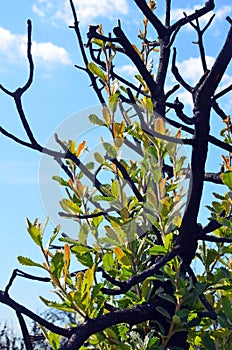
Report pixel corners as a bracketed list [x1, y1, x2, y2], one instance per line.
[176, 56, 215, 84]
[0, 25, 71, 66]
[115, 64, 138, 77]
[32, 0, 129, 25]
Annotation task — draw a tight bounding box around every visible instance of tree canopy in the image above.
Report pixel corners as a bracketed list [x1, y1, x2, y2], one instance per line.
[1, 1, 232, 349]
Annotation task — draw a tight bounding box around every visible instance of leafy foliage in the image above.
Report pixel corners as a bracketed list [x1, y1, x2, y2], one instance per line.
[1, 0, 232, 349]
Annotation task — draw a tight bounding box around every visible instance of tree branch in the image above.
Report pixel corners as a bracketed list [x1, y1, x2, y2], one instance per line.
[101, 246, 179, 295]
[16, 311, 33, 350]
[0, 291, 69, 337]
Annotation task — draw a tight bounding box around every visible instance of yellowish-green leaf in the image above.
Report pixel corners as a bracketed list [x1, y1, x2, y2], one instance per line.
[88, 62, 106, 82]
[220, 171, 232, 190]
[26, 218, 42, 247]
[18, 256, 45, 269]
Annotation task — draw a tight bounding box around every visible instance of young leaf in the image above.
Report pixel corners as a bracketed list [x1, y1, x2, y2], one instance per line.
[26, 218, 42, 247]
[17, 256, 45, 269]
[88, 62, 106, 82]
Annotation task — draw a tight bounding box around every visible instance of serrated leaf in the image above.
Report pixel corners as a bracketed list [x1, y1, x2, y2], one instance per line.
[39, 296, 74, 313]
[17, 256, 45, 269]
[88, 62, 106, 82]
[26, 219, 42, 247]
[89, 114, 105, 126]
[72, 249, 93, 268]
[48, 225, 61, 247]
[50, 252, 64, 279]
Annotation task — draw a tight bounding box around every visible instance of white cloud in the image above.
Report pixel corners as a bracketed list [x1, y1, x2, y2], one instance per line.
[115, 64, 138, 77]
[0, 25, 71, 66]
[32, 4, 45, 17]
[32, 42, 71, 65]
[215, 5, 232, 20]
[32, 0, 129, 25]
[176, 56, 215, 84]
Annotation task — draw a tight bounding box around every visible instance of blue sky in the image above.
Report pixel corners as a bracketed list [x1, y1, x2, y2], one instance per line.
[0, 0, 232, 329]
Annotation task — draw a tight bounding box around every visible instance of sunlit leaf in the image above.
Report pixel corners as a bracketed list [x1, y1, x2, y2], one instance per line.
[17, 256, 45, 269]
[26, 218, 42, 247]
[88, 62, 106, 82]
[220, 171, 232, 189]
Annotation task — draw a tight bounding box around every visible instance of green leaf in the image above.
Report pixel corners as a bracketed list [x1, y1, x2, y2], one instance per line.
[92, 212, 103, 227]
[89, 114, 105, 126]
[202, 333, 216, 350]
[48, 225, 61, 247]
[50, 252, 64, 279]
[102, 141, 117, 157]
[39, 326, 61, 350]
[220, 171, 232, 189]
[26, 218, 42, 247]
[52, 176, 70, 187]
[102, 252, 114, 271]
[94, 152, 105, 163]
[17, 256, 45, 269]
[91, 38, 104, 47]
[93, 195, 115, 202]
[72, 249, 93, 268]
[88, 62, 106, 82]
[109, 92, 119, 113]
[60, 198, 82, 213]
[149, 245, 167, 255]
[155, 306, 171, 319]
[40, 297, 74, 313]
[221, 295, 232, 322]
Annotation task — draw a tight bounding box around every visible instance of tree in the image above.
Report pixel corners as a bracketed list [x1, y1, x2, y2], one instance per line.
[1, 0, 232, 349]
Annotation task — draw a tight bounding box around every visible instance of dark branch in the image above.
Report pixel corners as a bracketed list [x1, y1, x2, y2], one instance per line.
[101, 246, 179, 295]
[110, 158, 144, 202]
[170, 1, 215, 33]
[16, 311, 33, 350]
[0, 291, 69, 337]
[5, 269, 50, 294]
[171, 48, 193, 93]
